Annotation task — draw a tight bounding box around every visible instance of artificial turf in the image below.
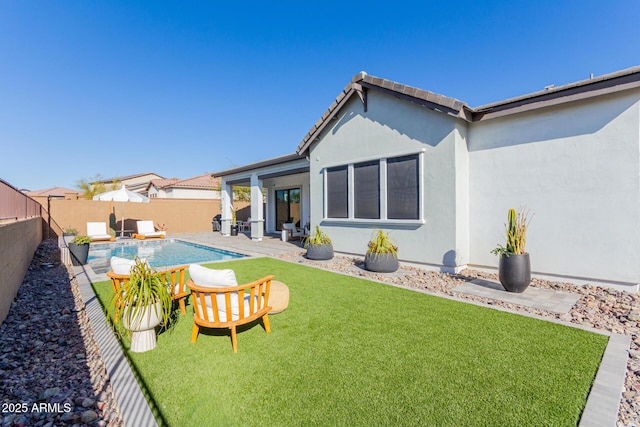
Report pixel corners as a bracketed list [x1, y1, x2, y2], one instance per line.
[92, 257, 608, 426]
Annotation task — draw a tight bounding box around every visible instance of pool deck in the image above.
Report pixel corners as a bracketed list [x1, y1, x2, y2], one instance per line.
[75, 232, 631, 427]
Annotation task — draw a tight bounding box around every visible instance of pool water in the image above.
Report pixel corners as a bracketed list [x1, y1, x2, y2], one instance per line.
[87, 239, 245, 274]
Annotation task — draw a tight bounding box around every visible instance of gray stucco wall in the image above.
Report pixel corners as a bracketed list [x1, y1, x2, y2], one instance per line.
[309, 91, 469, 270]
[468, 90, 640, 286]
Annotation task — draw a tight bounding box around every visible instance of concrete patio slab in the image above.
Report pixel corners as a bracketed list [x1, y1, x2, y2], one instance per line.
[452, 278, 581, 314]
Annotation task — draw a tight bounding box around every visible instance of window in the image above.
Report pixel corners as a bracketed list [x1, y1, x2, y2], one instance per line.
[387, 155, 419, 220]
[324, 152, 422, 222]
[326, 166, 348, 218]
[354, 161, 380, 219]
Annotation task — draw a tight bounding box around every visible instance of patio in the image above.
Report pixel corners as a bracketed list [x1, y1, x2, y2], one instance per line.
[0, 233, 638, 425]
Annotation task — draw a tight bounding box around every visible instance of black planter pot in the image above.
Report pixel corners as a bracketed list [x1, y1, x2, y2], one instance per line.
[365, 252, 398, 273]
[68, 243, 89, 266]
[499, 253, 531, 293]
[306, 243, 334, 260]
[230, 225, 238, 236]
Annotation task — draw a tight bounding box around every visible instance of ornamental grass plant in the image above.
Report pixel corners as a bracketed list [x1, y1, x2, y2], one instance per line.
[303, 225, 332, 248]
[366, 229, 398, 257]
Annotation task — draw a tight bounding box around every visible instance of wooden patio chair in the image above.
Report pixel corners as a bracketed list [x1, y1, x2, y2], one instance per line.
[106, 261, 189, 321]
[187, 264, 273, 353]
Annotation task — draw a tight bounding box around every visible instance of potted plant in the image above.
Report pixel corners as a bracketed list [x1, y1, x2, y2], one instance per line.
[230, 208, 239, 236]
[63, 227, 78, 237]
[365, 229, 399, 273]
[68, 235, 90, 266]
[109, 258, 172, 352]
[304, 225, 334, 260]
[491, 207, 533, 293]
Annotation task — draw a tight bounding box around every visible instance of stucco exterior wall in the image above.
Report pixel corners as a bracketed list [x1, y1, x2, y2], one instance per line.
[0, 218, 42, 325]
[310, 91, 468, 270]
[165, 188, 221, 199]
[468, 90, 640, 286]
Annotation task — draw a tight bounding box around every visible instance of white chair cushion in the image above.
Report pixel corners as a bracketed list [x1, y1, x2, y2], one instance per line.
[87, 222, 108, 236]
[189, 264, 241, 321]
[111, 256, 136, 275]
[137, 220, 155, 234]
[189, 264, 237, 288]
[197, 295, 259, 323]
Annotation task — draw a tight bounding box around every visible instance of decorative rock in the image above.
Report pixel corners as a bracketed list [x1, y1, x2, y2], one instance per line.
[0, 240, 123, 427]
[81, 410, 99, 424]
[82, 397, 95, 408]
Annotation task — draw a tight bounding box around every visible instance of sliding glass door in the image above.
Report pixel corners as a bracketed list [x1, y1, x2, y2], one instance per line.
[275, 188, 301, 231]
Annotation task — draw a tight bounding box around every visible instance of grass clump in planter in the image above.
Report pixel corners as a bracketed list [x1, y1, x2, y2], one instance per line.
[304, 225, 334, 260]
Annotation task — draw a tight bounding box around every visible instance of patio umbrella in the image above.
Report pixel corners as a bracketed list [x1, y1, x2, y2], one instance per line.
[93, 184, 149, 238]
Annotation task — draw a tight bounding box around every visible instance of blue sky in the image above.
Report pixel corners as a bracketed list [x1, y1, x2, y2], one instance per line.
[2, 1, 639, 191]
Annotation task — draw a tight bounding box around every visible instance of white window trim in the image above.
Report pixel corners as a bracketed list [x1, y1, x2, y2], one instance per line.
[323, 150, 425, 224]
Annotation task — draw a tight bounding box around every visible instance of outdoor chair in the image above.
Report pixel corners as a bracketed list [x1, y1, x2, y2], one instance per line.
[86, 222, 115, 242]
[106, 257, 189, 321]
[282, 222, 304, 240]
[187, 263, 273, 353]
[133, 220, 167, 240]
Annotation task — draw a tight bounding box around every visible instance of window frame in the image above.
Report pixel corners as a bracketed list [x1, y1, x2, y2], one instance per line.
[322, 149, 425, 225]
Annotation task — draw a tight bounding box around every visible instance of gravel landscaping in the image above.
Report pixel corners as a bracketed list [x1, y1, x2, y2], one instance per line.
[0, 240, 122, 427]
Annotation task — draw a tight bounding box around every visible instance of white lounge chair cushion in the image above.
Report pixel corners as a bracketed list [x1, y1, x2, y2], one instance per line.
[136, 221, 166, 237]
[87, 222, 112, 240]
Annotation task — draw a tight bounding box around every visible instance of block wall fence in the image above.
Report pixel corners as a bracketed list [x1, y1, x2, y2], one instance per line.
[31, 197, 252, 236]
[0, 218, 42, 325]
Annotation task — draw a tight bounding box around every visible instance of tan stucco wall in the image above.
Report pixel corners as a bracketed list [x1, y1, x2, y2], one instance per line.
[30, 197, 250, 236]
[0, 218, 42, 325]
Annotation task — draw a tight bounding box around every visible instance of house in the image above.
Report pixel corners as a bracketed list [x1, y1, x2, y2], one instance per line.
[146, 173, 221, 199]
[94, 172, 164, 195]
[215, 66, 640, 292]
[26, 187, 82, 199]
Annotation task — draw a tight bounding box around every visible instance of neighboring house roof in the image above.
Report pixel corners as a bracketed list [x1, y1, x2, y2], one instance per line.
[296, 66, 640, 154]
[27, 187, 81, 197]
[94, 172, 164, 184]
[148, 173, 220, 191]
[148, 178, 180, 190]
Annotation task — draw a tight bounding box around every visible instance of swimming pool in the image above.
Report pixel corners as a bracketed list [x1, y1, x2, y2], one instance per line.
[87, 239, 245, 274]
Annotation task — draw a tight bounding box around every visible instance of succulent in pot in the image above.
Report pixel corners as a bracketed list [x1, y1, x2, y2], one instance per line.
[109, 258, 173, 352]
[304, 225, 334, 260]
[491, 207, 533, 293]
[365, 229, 399, 273]
[68, 235, 91, 265]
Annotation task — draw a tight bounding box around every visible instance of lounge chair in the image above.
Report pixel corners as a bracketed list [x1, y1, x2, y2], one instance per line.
[133, 220, 167, 240]
[87, 222, 115, 242]
[187, 264, 273, 353]
[282, 222, 304, 240]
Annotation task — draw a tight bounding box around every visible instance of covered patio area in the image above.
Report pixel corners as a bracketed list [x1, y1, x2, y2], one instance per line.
[214, 153, 310, 241]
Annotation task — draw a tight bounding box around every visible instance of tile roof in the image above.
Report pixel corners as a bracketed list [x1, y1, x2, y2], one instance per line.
[150, 173, 220, 190]
[94, 172, 164, 184]
[296, 66, 640, 154]
[27, 187, 81, 197]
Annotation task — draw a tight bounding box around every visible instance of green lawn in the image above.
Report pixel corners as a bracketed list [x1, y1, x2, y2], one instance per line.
[92, 257, 608, 427]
